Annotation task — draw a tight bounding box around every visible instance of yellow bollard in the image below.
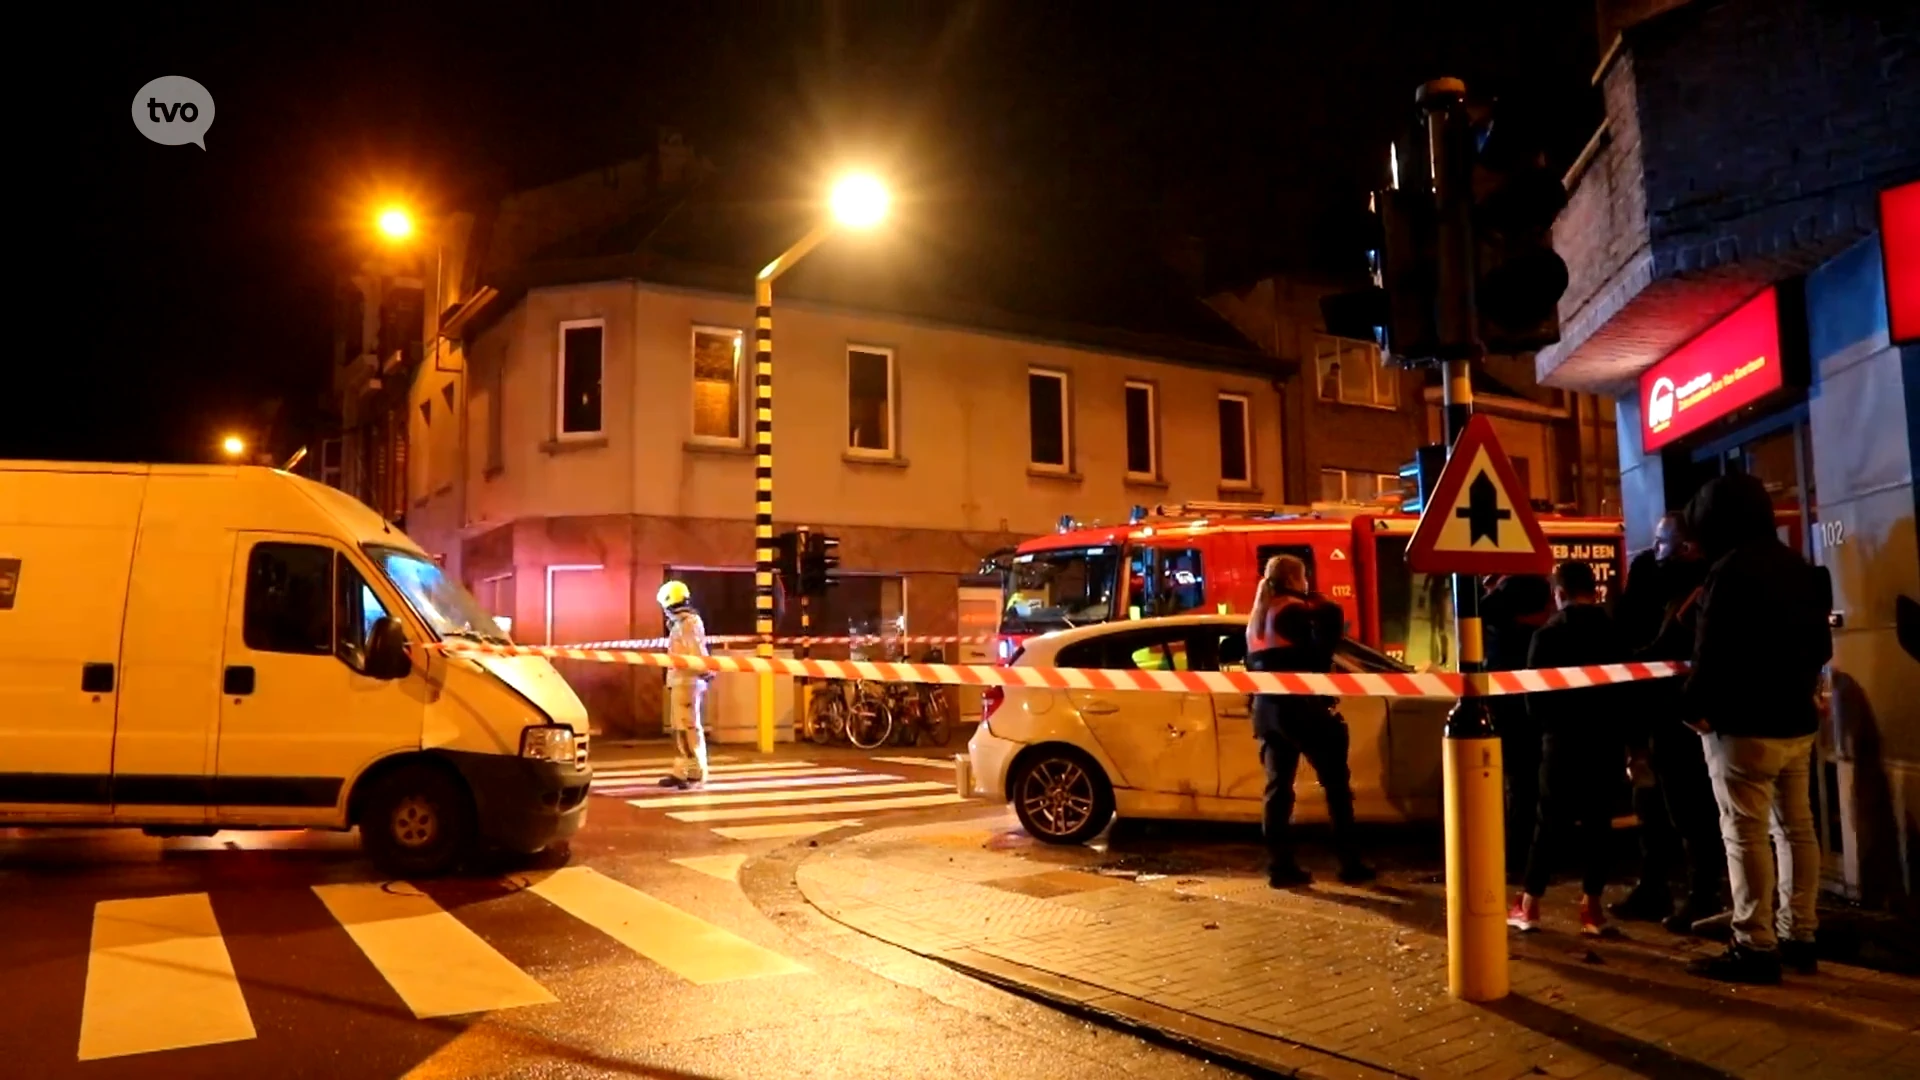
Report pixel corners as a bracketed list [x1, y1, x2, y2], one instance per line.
[757, 671, 775, 753]
[1443, 730, 1508, 1000]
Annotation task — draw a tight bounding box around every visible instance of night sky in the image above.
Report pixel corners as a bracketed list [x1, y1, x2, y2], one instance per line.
[22, 2, 1594, 465]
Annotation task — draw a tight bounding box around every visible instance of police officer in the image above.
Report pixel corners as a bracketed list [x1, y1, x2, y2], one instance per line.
[1246, 555, 1375, 887]
[658, 580, 711, 790]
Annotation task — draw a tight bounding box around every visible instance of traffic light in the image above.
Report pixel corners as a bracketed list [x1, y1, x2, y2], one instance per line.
[799, 532, 840, 596]
[773, 530, 801, 599]
[1322, 144, 1441, 364]
[1469, 104, 1569, 353]
[1399, 443, 1448, 514]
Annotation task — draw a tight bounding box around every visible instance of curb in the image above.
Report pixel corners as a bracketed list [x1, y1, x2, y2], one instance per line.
[785, 832, 1411, 1080]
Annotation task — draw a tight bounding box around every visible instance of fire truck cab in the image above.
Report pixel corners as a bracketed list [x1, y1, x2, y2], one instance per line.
[995, 501, 1625, 669]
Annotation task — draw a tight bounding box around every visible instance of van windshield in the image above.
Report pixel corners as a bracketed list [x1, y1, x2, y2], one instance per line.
[1000, 545, 1121, 635]
[368, 546, 509, 644]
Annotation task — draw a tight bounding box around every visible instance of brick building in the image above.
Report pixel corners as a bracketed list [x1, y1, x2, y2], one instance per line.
[1538, 0, 1919, 905]
[1208, 275, 1622, 515]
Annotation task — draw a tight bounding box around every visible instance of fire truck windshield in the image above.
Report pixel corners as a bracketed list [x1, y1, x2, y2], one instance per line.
[1000, 546, 1121, 635]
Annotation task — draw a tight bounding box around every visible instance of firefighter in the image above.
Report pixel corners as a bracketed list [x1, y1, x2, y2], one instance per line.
[658, 580, 710, 789]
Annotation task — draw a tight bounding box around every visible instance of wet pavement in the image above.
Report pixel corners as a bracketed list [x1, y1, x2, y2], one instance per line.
[0, 744, 1250, 1080]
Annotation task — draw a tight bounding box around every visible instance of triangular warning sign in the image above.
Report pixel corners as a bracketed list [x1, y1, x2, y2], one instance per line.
[1407, 414, 1554, 576]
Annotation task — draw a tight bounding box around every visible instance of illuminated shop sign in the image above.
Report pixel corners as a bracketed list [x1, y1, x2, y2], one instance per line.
[1881, 180, 1918, 346]
[1639, 288, 1784, 452]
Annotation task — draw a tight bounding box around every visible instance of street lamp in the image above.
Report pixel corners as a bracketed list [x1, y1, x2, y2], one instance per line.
[377, 206, 415, 241]
[749, 172, 891, 753]
[221, 434, 246, 459]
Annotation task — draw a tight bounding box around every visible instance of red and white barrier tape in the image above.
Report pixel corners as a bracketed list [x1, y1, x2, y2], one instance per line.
[571, 634, 994, 650]
[434, 642, 1683, 699]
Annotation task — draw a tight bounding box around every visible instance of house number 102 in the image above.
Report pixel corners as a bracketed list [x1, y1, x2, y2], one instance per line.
[1816, 521, 1845, 548]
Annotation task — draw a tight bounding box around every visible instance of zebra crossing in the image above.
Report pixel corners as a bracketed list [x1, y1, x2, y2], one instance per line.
[593, 756, 967, 839]
[64, 865, 806, 1062]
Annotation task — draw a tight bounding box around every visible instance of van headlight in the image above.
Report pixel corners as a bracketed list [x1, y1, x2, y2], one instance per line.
[520, 724, 577, 763]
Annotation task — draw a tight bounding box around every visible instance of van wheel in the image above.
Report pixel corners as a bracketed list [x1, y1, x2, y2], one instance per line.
[1012, 748, 1113, 845]
[359, 766, 475, 878]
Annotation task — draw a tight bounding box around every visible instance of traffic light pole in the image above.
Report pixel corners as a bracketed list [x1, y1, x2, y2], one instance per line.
[1421, 77, 1508, 1003]
[796, 525, 812, 660]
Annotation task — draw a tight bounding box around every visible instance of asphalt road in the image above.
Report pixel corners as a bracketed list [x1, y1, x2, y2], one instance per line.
[0, 746, 1250, 1080]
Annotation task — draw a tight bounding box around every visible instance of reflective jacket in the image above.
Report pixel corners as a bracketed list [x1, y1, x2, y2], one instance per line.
[665, 606, 710, 688]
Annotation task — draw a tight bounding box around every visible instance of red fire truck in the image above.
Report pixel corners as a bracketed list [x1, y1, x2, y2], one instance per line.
[993, 501, 1626, 668]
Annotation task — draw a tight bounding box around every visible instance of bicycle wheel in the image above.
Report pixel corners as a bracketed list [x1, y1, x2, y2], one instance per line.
[920, 688, 954, 747]
[806, 684, 836, 745]
[845, 687, 893, 749]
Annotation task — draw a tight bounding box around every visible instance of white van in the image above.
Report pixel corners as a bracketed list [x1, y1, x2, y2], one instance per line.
[0, 461, 591, 875]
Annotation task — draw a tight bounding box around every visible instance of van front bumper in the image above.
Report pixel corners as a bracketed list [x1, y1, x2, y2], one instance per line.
[440, 751, 590, 853]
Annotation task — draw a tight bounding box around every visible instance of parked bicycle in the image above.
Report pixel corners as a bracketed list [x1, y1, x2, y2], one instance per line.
[804, 677, 895, 749]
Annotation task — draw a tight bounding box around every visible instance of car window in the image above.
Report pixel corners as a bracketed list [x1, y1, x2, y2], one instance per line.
[244, 542, 333, 654]
[334, 555, 390, 672]
[1055, 627, 1192, 670]
[1186, 626, 1244, 672]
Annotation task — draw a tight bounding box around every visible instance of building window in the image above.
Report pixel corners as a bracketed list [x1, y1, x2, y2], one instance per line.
[846, 345, 895, 457]
[1320, 468, 1402, 504]
[691, 326, 743, 443]
[557, 319, 604, 437]
[1124, 380, 1158, 479]
[1028, 369, 1070, 470]
[1217, 393, 1251, 486]
[1315, 334, 1397, 409]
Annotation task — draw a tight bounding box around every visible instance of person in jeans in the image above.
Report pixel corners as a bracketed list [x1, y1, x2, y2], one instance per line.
[1246, 555, 1374, 888]
[1681, 474, 1833, 983]
[1612, 514, 1725, 933]
[1507, 561, 1627, 936]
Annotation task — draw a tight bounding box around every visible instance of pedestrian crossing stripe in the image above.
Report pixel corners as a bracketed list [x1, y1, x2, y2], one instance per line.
[673, 854, 749, 881]
[312, 882, 557, 1018]
[711, 820, 861, 840]
[526, 867, 806, 984]
[668, 793, 966, 823]
[77, 892, 255, 1061]
[612, 771, 910, 794]
[627, 780, 949, 809]
[591, 767, 860, 789]
[590, 760, 824, 781]
[868, 756, 957, 769]
[72, 872, 816, 1060]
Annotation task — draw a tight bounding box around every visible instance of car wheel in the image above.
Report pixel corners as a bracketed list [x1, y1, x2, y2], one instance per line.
[1011, 748, 1113, 845]
[359, 764, 476, 878]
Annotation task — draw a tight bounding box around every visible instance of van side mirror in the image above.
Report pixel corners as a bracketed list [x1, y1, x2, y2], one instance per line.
[365, 617, 412, 680]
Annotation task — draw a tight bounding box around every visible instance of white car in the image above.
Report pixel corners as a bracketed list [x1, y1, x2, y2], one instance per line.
[967, 614, 1451, 844]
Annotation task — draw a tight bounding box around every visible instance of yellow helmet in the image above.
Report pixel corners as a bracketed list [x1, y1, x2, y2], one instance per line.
[656, 580, 691, 608]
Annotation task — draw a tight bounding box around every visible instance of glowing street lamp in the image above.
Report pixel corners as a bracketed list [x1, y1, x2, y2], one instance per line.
[747, 172, 892, 752]
[376, 207, 415, 242]
[221, 435, 246, 458]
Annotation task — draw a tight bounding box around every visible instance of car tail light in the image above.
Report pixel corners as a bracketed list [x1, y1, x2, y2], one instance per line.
[981, 686, 1005, 723]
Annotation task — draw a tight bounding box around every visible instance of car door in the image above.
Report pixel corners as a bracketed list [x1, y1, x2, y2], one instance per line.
[1195, 625, 1264, 800]
[215, 536, 422, 824]
[1062, 627, 1217, 797]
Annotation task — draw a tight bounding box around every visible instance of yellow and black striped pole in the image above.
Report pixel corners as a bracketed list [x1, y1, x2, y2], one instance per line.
[753, 277, 776, 753]
[1422, 76, 1507, 1002]
[752, 224, 833, 754]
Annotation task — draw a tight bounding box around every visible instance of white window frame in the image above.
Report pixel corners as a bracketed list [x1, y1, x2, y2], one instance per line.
[1217, 392, 1253, 488]
[544, 563, 604, 645]
[555, 318, 607, 440]
[1375, 473, 1402, 500]
[1314, 333, 1398, 410]
[689, 324, 746, 446]
[844, 344, 897, 459]
[1027, 367, 1072, 472]
[1123, 379, 1159, 481]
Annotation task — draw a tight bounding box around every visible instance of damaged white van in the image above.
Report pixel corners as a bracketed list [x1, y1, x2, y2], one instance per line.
[0, 461, 591, 875]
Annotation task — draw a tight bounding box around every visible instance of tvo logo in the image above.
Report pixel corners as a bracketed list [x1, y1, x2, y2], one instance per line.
[131, 76, 215, 149]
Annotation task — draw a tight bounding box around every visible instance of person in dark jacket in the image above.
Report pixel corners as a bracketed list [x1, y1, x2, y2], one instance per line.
[1507, 561, 1626, 938]
[1611, 514, 1725, 932]
[1481, 574, 1553, 868]
[1680, 473, 1832, 984]
[1246, 555, 1374, 888]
